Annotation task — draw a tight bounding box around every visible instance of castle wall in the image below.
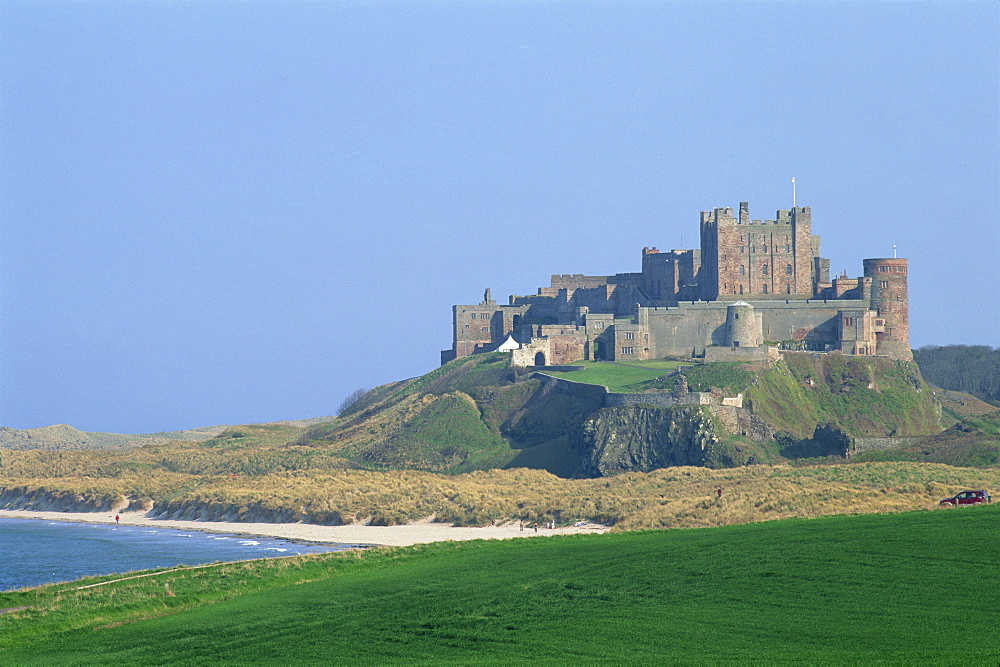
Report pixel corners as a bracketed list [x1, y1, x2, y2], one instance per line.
[641, 299, 866, 357]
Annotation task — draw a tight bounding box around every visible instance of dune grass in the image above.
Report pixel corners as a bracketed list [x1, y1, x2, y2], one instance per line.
[2, 505, 998, 663]
[3, 462, 999, 529]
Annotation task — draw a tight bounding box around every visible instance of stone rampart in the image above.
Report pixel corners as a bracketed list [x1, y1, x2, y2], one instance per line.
[603, 393, 678, 408]
[852, 436, 920, 454]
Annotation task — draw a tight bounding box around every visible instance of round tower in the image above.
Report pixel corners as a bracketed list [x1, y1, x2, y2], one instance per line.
[725, 300, 759, 348]
[863, 258, 910, 360]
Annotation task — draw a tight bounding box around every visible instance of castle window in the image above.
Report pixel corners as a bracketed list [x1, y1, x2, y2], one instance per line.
[624, 332, 635, 340]
[786, 285, 792, 294]
[761, 245, 767, 253]
[621, 347, 634, 355]
[740, 246, 745, 253]
[739, 265, 745, 276]
[785, 264, 792, 275]
[594, 321, 604, 329]
[880, 280, 889, 288]
[762, 264, 768, 275]
[739, 284, 744, 294]
[879, 266, 890, 273]
[762, 284, 769, 294]
[785, 244, 790, 253]
[480, 326, 490, 333]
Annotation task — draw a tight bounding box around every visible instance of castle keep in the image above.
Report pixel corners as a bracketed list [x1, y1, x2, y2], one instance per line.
[442, 202, 910, 366]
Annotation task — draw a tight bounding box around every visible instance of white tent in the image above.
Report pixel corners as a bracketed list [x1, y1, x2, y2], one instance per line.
[496, 335, 521, 352]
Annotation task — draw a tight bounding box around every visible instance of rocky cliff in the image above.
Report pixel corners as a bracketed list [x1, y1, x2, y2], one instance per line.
[577, 406, 735, 476]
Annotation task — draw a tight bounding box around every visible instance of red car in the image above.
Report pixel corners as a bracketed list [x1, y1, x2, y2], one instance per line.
[939, 490, 991, 506]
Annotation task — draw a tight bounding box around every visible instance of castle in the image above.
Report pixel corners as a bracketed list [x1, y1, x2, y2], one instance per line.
[442, 202, 910, 367]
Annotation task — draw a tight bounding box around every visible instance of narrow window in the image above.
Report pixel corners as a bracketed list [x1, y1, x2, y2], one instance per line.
[785, 244, 790, 253]
[762, 264, 768, 276]
[739, 265, 745, 276]
[739, 284, 744, 294]
[624, 332, 635, 340]
[481, 326, 490, 333]
[740, 246, 745, 253]
[785, 264, 792, 275]
[786, 284, 791, 294]
[880, 280, 889, 288]
[762, 284, 768, 294]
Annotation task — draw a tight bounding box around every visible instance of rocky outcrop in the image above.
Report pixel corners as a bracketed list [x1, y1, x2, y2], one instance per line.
[577, 406, 735, 476]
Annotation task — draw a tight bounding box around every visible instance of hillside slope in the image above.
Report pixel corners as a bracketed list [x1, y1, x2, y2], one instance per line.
[0, 424, 228, 451]
[289, 352, 943, 476]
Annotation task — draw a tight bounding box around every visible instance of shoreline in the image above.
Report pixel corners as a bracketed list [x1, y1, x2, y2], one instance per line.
[0, 509, 608, 547]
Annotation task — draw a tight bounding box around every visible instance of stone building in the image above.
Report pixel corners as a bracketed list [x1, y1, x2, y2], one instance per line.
[441, 202, 910, 366]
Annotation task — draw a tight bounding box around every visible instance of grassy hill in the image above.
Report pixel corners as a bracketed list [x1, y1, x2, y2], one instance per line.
[0, 352, 952, 478]
[294, 352, 944, 475]
[0, 418, 336, 452]
[2, 505, 998, 662]
[2, 350, 992, 524]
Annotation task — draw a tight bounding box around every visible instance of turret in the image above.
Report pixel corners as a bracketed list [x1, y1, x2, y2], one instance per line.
[724, 300, 761, 348]
[863, 258, 911, 360]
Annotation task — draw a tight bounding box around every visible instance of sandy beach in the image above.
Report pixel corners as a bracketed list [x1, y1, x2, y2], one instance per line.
[0, 509, 608, 547]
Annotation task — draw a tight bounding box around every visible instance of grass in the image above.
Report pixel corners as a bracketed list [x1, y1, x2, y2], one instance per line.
[543, 360, 688, 392]
[2, 505, 999, 662]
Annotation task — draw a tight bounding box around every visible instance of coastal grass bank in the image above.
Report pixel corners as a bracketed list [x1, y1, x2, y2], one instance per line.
[1, 504, 998, 662]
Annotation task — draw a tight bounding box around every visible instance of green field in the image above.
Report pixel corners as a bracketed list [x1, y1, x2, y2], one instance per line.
[2, 505, 998, 663]
[543, 360, 690, 392]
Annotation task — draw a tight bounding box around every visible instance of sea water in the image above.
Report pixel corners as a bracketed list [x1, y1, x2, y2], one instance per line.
[0, 518, 361, 592]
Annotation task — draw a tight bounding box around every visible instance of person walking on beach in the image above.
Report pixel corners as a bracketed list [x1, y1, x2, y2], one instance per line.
[114, 514, 119, 525]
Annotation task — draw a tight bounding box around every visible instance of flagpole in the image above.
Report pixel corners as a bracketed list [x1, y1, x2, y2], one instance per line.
[792, 177, 796, 208]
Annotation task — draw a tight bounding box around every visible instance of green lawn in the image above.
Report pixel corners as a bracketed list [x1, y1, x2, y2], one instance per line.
[2, 505, 998, 663]
[543, 360, 689, 392]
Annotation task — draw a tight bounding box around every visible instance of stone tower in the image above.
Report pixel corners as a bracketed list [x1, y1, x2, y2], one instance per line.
[724, 300, 761, 348]
[864, 258, 911, 360]
[699, 203, 815, 300]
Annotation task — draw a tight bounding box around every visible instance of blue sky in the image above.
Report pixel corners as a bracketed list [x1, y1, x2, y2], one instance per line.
[2, 1, 997, 434]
